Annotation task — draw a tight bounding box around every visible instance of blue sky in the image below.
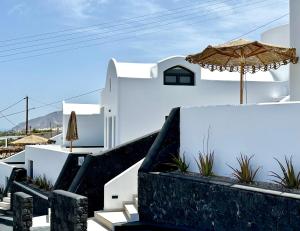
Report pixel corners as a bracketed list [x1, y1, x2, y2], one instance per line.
[0, 0, 288, 130]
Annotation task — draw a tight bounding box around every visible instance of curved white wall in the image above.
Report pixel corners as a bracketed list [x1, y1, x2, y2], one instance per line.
[180, 102, 300, 182]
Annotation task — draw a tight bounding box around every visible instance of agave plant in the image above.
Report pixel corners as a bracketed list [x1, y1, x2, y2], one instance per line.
[169, 154, 190, 173]
[196, 127, 215, 176]
[270, 156, 300, 189]
[228, 154, 260, 184]
[196, 152, 214, 176]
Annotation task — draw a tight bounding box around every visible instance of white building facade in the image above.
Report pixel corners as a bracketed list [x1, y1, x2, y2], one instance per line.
[101, 55, 288, 149]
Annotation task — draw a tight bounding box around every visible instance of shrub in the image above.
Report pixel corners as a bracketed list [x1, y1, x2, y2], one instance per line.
[169, 154, 190, 173]
[228, 154, 260, 184]
[33, 174, 53, 191]
[196, 152, 214, 176]
[271, 156, 300, 189]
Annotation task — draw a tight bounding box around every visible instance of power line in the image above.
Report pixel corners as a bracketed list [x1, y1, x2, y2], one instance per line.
[0, 98, 25, 113]
[0, 0, 284, 62]
[229, 13, 289, 42]
[0, 0, 240, 54]
[0, 0, 232, 45]
[0, 112, 16, 126]
[0, 88, 103, 119]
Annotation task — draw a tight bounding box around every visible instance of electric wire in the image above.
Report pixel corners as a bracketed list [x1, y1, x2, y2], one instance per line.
[0, 0, 285, 62]
[0, 0, 234, 45]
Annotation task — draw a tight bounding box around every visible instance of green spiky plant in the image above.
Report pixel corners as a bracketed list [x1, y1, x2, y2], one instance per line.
[169, 154, 190, 173]
[270, 156, 300, 189]
[196, 152, 214, 177]
[229, 154, 260, 184]
[33, 175, 53, 191]
[196, 127, 215, 176]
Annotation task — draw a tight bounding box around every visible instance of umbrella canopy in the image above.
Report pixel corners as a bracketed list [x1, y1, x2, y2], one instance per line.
[11, 134, 49, 146]
[186, 39, 298, 104]
[66, 111, 78, 152]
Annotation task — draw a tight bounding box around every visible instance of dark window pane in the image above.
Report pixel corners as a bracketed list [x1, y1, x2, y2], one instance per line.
[179, 76, 192, 84]
[165, 75, 177, 83]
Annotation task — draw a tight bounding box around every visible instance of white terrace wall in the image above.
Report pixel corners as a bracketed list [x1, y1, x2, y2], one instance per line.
[180, 102, 300, 182]
[0, 162, 14, 188]
[63, 113, 104, 147]
[25, 145, 69, 184]
[104, 158, 144, 210]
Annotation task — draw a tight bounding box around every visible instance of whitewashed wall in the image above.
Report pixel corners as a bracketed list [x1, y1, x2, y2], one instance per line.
[180, 102, 300, 182]
[63, 113, 104, 147]
[0, 150, 25, 163]
[261, 24, 290, 82]
[290, 0, 300, 100]
[25, 145, 69, 184]
[104, 159, 143, 210]
[116, 56, 288, 146]
[51, 133, 63, 145]
[0, 162, 14, 188]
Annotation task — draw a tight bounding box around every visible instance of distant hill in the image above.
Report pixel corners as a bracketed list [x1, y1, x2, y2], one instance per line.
[12, 111, 62, 131]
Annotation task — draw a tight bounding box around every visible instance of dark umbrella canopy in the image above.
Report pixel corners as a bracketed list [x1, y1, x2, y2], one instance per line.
[186, 39, 298, 104]
[66, 111, 78, 152]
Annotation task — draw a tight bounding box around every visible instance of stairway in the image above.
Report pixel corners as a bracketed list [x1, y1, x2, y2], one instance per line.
[0, 193, 11, 212]
[93, 195, 139, 231]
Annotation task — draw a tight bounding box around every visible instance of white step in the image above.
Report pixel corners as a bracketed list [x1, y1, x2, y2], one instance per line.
[88, 218, 109, 231]
[0, 201, 10, 209]
[7, 193, 11, 198]
[124, 204, 139, 222]
[94, 211, 128, 231]
[3, 197, 10, 203]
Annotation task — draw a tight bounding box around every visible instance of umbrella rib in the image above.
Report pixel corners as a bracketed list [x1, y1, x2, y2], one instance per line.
[224, 56, 232, 66]
[194, 51, 218, 62]
[215, 48, 240, 58]
[255, 54, 266, 66]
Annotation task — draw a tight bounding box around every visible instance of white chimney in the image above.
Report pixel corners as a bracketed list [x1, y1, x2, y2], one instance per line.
[290, 0, 300, 101]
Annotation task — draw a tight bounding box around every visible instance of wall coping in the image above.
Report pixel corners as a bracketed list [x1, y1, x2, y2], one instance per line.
[13, 181, 48, 200]
[144, 171, 300, 200]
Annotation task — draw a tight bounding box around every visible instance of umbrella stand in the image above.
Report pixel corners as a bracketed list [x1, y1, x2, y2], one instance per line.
[70, 140, 73, 152]
[240, 63, 244, 104]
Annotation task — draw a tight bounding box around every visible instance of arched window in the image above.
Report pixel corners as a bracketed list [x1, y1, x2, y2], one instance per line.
[163, 66, 195, 86]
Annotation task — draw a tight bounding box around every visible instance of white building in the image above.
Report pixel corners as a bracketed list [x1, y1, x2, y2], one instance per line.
[100, 55, 288, 150]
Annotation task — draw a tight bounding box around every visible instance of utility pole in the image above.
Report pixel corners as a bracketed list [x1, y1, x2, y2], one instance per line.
[25, 96, 29, 135]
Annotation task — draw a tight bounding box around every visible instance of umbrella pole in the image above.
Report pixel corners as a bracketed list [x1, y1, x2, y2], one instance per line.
[240, 64, 244, 104]
[70, 140, 73, 153]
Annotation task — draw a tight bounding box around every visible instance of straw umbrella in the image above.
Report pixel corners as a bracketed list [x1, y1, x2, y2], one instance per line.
[11, 134, 49, 146]
[186, 39, 298, 104]
[66, 111, 78, 152]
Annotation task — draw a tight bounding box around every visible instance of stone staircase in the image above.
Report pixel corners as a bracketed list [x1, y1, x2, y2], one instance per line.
[0, 193, 11, 212]
[93, 195, 139, 231]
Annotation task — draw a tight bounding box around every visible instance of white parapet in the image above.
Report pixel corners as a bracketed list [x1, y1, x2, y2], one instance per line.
[104, 158, 144, 210]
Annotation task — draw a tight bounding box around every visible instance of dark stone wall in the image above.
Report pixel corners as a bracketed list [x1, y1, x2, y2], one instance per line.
[11, 181, 49, 216]
[68, 131, 158, 216]
[3, 168, 27, 198]
[13, 192, 33, 231]
[50, 190, 88, 231]
[139, 172, 300, 231]
[54, 153, 88, 190]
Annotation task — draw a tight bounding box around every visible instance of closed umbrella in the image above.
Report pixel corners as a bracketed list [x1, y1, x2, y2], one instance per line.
[66, 111, 78, 152]
[186, 39, 298, 104]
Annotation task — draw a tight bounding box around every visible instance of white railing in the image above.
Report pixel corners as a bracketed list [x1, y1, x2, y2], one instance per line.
[0, 162, 14, 188]
[104, 158, 144, 210]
